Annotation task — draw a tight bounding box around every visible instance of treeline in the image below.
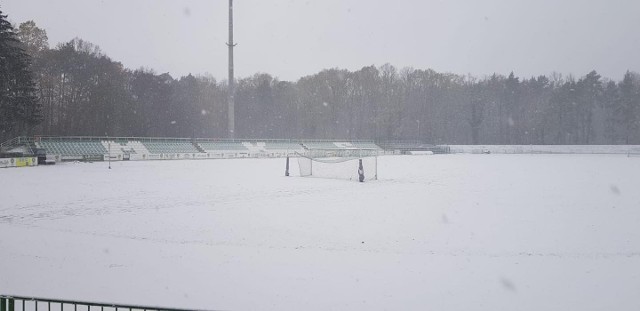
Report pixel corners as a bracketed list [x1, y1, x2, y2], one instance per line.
[3, 16, 640, 144]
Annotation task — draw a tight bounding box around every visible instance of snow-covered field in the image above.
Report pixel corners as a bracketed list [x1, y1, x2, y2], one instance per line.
[1, 155, 640, 310]
[449, 144, 640, 154]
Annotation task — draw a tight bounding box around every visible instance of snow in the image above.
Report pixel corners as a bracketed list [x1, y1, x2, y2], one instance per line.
[449, 145, 640, 154]
[1, 155, 640, 310]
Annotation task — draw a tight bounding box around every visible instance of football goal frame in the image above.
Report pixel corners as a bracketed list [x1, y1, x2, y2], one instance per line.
[291, 148, 378, 182]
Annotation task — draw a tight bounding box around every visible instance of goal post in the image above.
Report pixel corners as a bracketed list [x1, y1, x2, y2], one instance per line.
[294, 148, 378, 182]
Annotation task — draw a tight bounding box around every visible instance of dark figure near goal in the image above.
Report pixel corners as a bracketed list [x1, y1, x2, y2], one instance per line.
[358, 159, 365, 182]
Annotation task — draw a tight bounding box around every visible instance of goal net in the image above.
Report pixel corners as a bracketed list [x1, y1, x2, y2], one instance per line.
[296, 149, 378, 182]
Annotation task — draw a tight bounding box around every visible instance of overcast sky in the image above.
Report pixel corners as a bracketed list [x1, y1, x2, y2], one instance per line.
[3, 0, 640, 81]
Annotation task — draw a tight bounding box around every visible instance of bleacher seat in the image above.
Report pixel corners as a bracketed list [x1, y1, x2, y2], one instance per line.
[302, 142, 343, 150]
[378, 141, 449, 153]
[349, 142, 382, 150]
[37, 140, 108, 156]
[198, 141, 249, 152]
[102, 140, 150, 156]
[301, 141, 381, 150]
[141, 141, 200, 154]
[262, 142, 305, 151]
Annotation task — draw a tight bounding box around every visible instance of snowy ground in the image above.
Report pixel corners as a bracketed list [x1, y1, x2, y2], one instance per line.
[449, 145, 640, 154]
[1, 155, 640, 310]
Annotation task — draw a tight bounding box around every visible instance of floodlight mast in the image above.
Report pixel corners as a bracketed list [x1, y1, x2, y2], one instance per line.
[108, 137, 111, 169]
[227, 0, 237, 139]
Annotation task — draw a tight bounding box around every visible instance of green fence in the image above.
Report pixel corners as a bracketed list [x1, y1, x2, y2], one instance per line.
[0, 295, 213, 311]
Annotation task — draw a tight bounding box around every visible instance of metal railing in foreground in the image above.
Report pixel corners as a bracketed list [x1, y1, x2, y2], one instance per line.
[0, 295, 214, 311]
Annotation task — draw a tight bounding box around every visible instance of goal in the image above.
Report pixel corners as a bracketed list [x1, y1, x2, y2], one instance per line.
[295, 149, 378, 182]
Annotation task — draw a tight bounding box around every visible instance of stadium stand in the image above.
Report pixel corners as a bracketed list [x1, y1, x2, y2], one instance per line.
[198, 141, 249, 152]
[262, 141, 305, 152]
[3, 136, 385, 162]
[251, 141, 304, 157]
[141, 140, 200, 154]
[377, 141, 450, 154]
[301, 141, 344, 150]
[126, 141, 150, 154]
[36, 140, 107, 156]
[242, 142, 266, 154]
[302, 141, 382, 150]
[101, 140, 150, 156]
[343, 141, 382, 150]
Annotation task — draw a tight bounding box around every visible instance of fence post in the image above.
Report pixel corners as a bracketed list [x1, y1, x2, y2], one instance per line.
[7, 299, 13, 311]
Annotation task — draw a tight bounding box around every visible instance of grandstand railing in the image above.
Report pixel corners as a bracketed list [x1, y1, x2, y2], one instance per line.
[0, 137, 33, 151]
[377, 140, 451, 153]
[6, 136, 380, 145]
[0, 295, 213, 311]
[2, 136, 389, 158]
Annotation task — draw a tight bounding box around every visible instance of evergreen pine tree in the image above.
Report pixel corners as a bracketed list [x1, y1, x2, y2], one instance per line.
[617, 72, 639, 144]
[0, 6, 42, 140]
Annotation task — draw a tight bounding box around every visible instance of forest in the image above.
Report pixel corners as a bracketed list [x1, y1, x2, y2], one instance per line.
[2, 15, 640, 144]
